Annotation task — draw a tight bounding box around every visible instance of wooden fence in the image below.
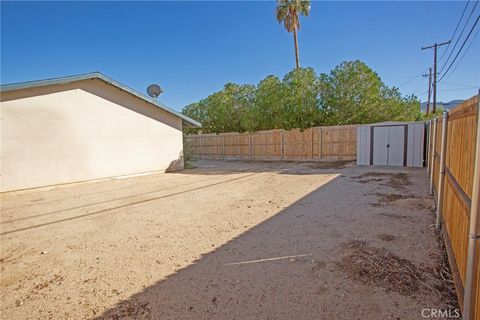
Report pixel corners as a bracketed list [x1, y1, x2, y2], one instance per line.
[185, 125, 357, 161]
[429, 94, 480, 320]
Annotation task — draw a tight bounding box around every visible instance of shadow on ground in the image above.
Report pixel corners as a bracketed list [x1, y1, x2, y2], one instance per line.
[94, 166, 444, 320]
[175, 159, 355, 176]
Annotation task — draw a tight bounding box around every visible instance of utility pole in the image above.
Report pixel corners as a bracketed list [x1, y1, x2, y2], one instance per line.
[421, 41, 451, 114]
[422, 67, 432, 115]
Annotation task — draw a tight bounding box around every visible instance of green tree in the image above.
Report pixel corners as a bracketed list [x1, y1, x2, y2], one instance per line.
[319, 60, 421, 125]
[182, 83, 255, 133]
[319, 60, 383, 125]
[253, 75, 285, 130]
[182, 101, 208, 134]
[380, 88, 422, 121]
[275, 0, 311, 69]
[182, 60, 421, 133]
[282, 67, 321, 129]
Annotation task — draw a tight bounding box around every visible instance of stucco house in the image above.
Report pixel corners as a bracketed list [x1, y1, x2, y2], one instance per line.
[0, 72, 201, 192]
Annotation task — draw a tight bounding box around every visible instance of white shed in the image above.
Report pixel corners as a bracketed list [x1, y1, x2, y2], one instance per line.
[357, 121, 426, 167]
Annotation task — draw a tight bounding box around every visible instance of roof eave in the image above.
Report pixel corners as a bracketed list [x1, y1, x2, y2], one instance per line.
[0, 72, 202, 128]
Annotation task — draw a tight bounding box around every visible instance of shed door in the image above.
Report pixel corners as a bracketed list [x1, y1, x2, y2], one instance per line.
[372, 127, 389, 165]
[387, 126, 405, 166]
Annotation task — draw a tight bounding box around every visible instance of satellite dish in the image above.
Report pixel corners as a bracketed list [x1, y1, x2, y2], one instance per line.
[147, 84, 163, 99]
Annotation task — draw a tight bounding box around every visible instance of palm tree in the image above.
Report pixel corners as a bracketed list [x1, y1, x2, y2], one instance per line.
[275, 0, 311, 69]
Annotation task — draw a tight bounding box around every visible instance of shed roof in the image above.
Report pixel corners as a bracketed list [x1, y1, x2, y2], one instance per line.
[360, 121, 426, 126]
[0, 72, 201, 128]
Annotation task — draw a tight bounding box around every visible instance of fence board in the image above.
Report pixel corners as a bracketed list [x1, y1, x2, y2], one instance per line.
[443, 177, 470, 284]
[447, 100, 478, 198]
[186, 125, 357, 161]
[475, 243, 480, 320]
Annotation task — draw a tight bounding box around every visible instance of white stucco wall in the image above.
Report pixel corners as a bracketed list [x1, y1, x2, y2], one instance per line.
[0, 79, 184, 192]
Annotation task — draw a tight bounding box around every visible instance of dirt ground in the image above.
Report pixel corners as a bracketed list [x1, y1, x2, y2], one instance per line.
[0, 160, 455, 319]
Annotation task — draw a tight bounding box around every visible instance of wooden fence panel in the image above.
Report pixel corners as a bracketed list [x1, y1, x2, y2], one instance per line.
[283, 128, 312, 160]
[321, 125, 357, 160]
[430, 94, 479, 319]
[447, 99, 478, 198]
[224, 134, 250, 160]
[251, 130, 282, 160]
[443, 177, 470, 285]
[186, 125, 357, 162]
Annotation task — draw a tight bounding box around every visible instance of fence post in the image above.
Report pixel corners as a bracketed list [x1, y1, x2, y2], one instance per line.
[319, 127, 323, 161]
[222, 135, 225, 160]
[280, 130, 284, 160]
[249, 133, 252, 160]
[429, 117, 438, 195]
[264, 132, 267, 159]
[427, 119, 432, 178]
[463, 91, 480, 320]
[436, 111, 448, 229]
[310, 128, 314, 160]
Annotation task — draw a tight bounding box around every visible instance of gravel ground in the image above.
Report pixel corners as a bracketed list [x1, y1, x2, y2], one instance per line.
[0, 160, 453, 319]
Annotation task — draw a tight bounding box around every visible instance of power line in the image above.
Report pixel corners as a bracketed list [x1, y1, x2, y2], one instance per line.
[411, 78, 433, 96]
[443, 81, 480, 88]
[438, 14, 480, 83]
[397, 70, 428, 88]
[439, 0, 479, 75]
[443, 80, 480, 88]
[410, 85, 427, 96]
[415, 85, 477, 97]
[411, 83, 472, 98]
[439, 1, 471, 62]
[438, 87, 479, 92]
[441, 27, 480, 83]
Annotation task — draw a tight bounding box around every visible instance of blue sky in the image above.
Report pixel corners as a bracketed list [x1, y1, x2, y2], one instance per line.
[1, 1, 479, 111]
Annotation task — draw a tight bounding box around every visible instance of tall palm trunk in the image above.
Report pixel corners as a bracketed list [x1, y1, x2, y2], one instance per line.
[293, 26, 300, 69]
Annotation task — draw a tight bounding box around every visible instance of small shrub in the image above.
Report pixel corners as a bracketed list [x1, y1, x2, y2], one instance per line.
[183, 135, 195, 163]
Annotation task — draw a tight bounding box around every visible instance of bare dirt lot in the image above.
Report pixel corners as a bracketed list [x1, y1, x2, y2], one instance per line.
[1, 160, 455, 319]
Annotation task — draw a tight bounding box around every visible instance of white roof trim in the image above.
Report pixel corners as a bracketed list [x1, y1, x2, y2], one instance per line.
[0, 72, 201, 128]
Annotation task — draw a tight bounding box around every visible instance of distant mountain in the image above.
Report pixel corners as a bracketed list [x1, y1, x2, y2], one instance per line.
[420, 100, 464, 112]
